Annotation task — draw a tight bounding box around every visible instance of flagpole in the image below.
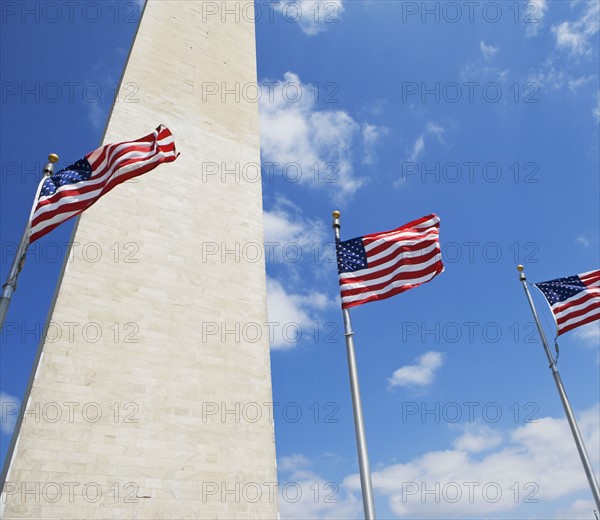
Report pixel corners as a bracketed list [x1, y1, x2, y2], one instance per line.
[0, 154, 58, 330]
[333, 210, 376, 520]
[517, 265, 600, 510]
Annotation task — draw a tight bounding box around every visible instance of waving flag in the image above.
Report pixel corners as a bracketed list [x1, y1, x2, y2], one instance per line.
[29, 125, 177, 244]
[336, 214, 443, 309]
[535, 270, 600, 336]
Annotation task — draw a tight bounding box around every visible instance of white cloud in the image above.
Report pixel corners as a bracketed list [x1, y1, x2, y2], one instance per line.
[575, 236, 590, 248]
[266, 277, 335, 350]
[260, 72, 382, 201]
[342, 405, 600, 517]
[85, 59, 120, 130]
[572, 322, 600, 363]
[527, 58, 597, 94]
[479, 41, 499, 61]
[425, 122, 445, 143]
[0, 392, 20, 435]
[364, 98, 387, 117]
[451, 423, 504, 453]
[407, 135, 425, 162]
[528, 57, 567, 90]
[460, 48, 509, 84]
[567, 75, 595, 93]
[555, 498, 597, 519]
[552, 0, 600, 56]
[361, 123, 386, 165]
[279, 407, 600, 518]
[278, 453, 361, 519]
[526, 59, 598, 97]
[263, 198, 336, 350]
[388, 351, 445, 389]
[275, 0, 345, 37]
[263, 196, 327, 263]
[404, 123, 445, 163]
[594, 90, 600, 121]
[278, 454, 311, 473]
[525, 0, 548, 37]
[87, 102, 106, 130]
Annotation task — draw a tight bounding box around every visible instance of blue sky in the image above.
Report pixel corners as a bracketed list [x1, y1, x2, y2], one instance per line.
[1, 1, 599, 518]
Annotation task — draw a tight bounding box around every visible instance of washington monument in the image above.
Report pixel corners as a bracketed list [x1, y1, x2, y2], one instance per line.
[1, 1, 278, 518]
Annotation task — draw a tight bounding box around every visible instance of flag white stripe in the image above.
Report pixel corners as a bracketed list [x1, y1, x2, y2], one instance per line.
[339, 245, 440, 288]
[364, 239, 439, 268]
[559, 306, 600, 331]
[341, 269, 440, 304]
[30, 190, 103, 235]
[364, 230, 438, 259]
[30, 209, 82, 236]
[553, 289, 600, 319]
[340, 255, 442, 293]
[579, 270, 600, 283]
[551, 287, 600, 311]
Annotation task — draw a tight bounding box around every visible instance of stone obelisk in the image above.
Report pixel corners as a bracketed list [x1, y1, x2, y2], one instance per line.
[1, 1, 278, 518]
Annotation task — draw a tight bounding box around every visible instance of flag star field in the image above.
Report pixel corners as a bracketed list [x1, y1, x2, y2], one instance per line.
[1, 1, 599, 518]
[337, 238, 367, 273]
[536, 270, 600, 336]
[40, 160, 93, 197]
[537, 275, 590, 306]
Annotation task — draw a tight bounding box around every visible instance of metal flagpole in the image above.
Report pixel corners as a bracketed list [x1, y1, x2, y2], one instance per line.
[332, 210, 376, 520]
[517, 265, 600, 511]
[0, 154, 59, 330]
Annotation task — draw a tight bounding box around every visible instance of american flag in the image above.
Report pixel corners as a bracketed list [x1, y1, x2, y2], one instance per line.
[336, 214, 444, 309]
[535, 269, 600, 336]
[29, 125, 177, 244]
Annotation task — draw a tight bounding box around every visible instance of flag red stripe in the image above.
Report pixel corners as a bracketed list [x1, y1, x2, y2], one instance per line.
[580, 270, 600, 286]
[364, 235, 439, 267]
[553, 290, 600, 318]
[340, 247, 441, 286]
[342, 264, 444, 309]
[341, 259, 443, 297]
[556, 299, 600, 327]
[559, 309, 600, 336]
[366, 241, 439, 271]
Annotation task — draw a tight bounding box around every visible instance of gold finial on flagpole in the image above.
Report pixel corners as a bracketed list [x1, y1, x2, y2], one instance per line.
[517, 265, 524, 272]
[43, 154, 59, 177]
[332, 211, 341, 233]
